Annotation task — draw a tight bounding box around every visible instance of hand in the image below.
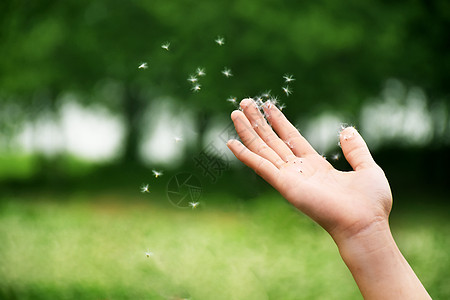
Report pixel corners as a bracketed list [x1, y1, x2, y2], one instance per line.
[227, 98, 392, 242]
[227, 98, 431, 299]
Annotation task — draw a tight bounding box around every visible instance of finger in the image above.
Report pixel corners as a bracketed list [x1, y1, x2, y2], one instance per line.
[227, 139, 280, 188]
[340, 126, 376, 171]
[231, 110, 285, 168]
[240, 98, 296, 162]
[263, 101, 317, 157]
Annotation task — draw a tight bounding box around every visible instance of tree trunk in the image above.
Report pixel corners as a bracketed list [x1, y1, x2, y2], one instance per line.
[196, 110, 211, 151]
[122, 84, 141, 163]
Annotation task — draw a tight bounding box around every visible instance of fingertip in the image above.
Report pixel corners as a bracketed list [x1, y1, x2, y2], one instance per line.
[339, 126, 375, 170]
[230, 110, 240, 120]
[240, 98, 254, 109]
[263, 99, 275, 110]
[262, 100, 282, 120]
[262, 100, 273, 113]
[340, 125, 357, 134]
[339, 126, 358, 142]
[227, 138, 237, 146]
[227, 139, 246, 157]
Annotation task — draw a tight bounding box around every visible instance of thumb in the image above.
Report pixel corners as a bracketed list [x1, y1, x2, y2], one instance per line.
[340, 126, 376, 171]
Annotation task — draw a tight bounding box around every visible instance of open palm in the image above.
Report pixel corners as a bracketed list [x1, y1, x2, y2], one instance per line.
[227, 99, 392, 240]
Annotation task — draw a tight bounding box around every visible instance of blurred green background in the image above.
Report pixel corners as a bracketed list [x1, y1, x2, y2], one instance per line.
[1, 0, 449, 299]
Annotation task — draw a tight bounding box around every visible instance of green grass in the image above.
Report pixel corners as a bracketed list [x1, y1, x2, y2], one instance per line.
[0, 191, 449, 299]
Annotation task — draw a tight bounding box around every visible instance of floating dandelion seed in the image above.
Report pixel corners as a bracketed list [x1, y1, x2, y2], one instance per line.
[283, 74, 295, 83]
[196, 67, 206, 77]
[215, 36, 225, 46]
[189, 201, 200, 209]
[161, 42, 170, 51]
[191, 84, 201, 92]
[140, 184, 150, 193]
[331, 154, 340, 161]
[145, 250, 154, 258]
[255, 98, 264, 109]
[282, 86, 292, 96]
[263, 99, 273, 108]
[269, 96, 279, 106]
[222, 68, 232, 77]
[187, 75, 198, 83]
[152, 170, 163, 178]
[227, 96, 237, 104]
[339, 123, 350, 133]
[262, 91, 272, 98]
[138, 62, 148, 69]
[174, 136, 183, 143]
[279, 103, 286, 111]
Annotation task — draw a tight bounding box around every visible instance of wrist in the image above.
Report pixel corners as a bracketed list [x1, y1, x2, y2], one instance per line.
[334, 217, 393, 260]
[334, 219, 431, 299]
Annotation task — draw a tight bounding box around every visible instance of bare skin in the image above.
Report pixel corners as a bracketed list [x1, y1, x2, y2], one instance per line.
[227, 98, 431, 299]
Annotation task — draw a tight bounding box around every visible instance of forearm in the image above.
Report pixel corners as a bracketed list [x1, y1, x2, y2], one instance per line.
[335, 220, 431, 299]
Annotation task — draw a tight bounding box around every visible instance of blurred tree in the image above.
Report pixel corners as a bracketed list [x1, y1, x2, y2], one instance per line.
[0, 0, 449, 162]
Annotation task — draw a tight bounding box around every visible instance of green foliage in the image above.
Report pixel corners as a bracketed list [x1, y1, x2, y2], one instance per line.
[1, 0, 449, 105]
[1, 0, 449, 161]
[0, 154, 37, 180]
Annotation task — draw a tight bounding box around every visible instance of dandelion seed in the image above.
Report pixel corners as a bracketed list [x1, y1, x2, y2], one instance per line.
[222, 68, 232, 77]
[283, 74, 295, 83]
[140, 184, 150, 193]
[191, 84, 201, 92]
[187, 75, 198, 83]
[174, 136, 183, 143]
[278, 103, 286, 111]
[138, 62, 148, 69]
[152, 170, 163, 178]
[227, 97, 237, 104]
[331, 154, 340, 161]
[145, 250, 154, 258]
[189, 201, 200, 209]
[215, 36, 225, 46]
[269, 96, 279, 106]
[196, 67, 206, 77]
[255, 98, 264, 108]
[339, 123, 350, 132]
[161, 42, 170, 51]
[262, 91, 272, 98]
[282, 86, 292, 96]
